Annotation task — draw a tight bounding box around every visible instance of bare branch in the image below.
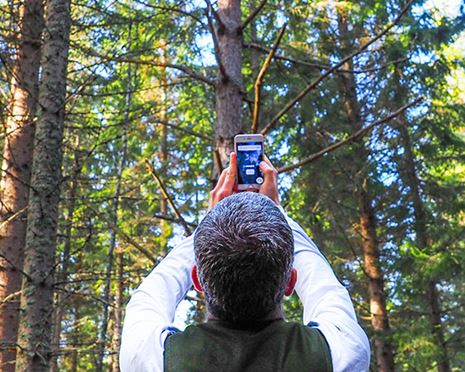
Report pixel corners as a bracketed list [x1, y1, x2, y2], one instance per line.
[0, 290, 22, 307]
[252, 23, 287, 133]
[144, 160, 192, 235]
[153, 214, 197, 229]
[240, 0, 268, 31]
[86, 205, 157, 264]
[147, 116, 214, 141]
[0, 206, 28, 230]
[278, 98, 422, 173]
[261, 0, 415, 135]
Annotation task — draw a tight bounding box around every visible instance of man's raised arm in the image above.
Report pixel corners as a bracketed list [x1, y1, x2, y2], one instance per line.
[285, 214, 371, 372]
[119, 235, 194, 372]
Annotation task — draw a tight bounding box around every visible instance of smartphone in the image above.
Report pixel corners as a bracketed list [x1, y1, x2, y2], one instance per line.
[234, 134, 264, 191]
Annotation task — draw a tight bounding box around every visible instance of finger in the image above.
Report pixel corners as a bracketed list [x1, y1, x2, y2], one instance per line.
[223, 152, 237, 190]
[263, 154, 278, 172]
[259, 160, 277, 187]
[214, 167, 229, 191]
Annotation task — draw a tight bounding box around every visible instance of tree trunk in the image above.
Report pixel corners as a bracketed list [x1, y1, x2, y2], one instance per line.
[50, 140, 82, 372]
[214, 0, 243, 173]
[395, 93, 450, 372]
[15, 0, 71, 369]
[99, 36, 132, 371]
[0, 1, 42, 369]
[336, 10, 395, 372]
[159, 44, 170, 255]
[359, 188, 395, 372]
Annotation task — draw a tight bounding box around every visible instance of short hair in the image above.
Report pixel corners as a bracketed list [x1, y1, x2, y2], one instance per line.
[194, 192, 294, 324]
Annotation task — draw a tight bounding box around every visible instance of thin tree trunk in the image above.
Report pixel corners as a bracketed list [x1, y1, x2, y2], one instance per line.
[99, 30, 132, 371]
[50, 140, 82, 372]
[15, 0, 71, 369]
[395, 90, 450, 372]
[359, 188, 395, 372]
[159, 43, 170, 255]
[0, 1, 42, 370]
[214, 0, 243, 173]
[336, 10, 395, 372]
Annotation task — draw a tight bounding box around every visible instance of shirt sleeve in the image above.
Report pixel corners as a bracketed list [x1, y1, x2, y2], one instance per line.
[119, 234, 194, 372]
[283, 212, 371, 372]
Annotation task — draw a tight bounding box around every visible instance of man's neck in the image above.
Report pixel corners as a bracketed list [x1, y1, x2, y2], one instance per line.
[206, 305, 285, 323]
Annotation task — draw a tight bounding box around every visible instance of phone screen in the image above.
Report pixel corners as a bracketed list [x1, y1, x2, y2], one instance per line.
[236, 142, 264, 186]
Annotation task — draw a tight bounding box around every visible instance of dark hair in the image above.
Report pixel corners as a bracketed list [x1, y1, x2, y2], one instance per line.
[194, 192, 294, 323]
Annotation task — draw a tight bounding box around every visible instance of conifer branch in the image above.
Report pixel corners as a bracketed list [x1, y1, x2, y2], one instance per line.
[144, 160, 192, 235]
[278, 98, 422, 173]
[261, 0, 415, 135]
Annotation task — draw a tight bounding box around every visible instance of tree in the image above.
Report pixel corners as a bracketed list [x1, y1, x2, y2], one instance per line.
[0, 0, 43, 369]
[15, 0, 71, 368]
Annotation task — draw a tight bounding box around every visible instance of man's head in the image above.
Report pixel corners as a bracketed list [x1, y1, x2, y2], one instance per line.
[193, 192, 295, 324]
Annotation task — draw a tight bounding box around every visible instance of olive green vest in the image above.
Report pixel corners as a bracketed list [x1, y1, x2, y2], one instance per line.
[164, 320, 332, 372]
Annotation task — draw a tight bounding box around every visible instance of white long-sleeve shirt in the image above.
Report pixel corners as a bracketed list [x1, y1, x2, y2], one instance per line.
[120, 212, 370, 371]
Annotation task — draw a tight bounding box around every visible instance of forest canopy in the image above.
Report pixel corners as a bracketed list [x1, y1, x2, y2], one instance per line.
[0, 0, 464, 371]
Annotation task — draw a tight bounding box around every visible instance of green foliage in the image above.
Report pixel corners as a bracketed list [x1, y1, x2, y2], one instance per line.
[1, 0, 464, 370]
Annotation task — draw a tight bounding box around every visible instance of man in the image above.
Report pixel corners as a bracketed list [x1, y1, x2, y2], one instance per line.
[120, 153, 370, 371]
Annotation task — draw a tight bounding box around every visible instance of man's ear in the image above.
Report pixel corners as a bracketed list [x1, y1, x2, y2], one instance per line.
[191, 265, 203, 293]
[284, 268, 297, 297]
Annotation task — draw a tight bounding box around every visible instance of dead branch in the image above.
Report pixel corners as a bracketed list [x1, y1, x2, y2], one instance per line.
[86, 204, 157, 264]
[260, 0, 415, 136]
[278, 98, 422, 173]
[252, 23, 287, 133]
[240, 0, 268, 31]
[0, 290, 22, 307]
[148, 116, 214, 141]
[152, 213, 197, 228]
[144, 160, 192, 235]
[0, 206, 28, 230]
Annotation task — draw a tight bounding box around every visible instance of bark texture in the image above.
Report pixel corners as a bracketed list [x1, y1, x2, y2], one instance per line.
[215, 0, 243, 172]
[15, 0, 71, 369]
[0, 1, 43, 370]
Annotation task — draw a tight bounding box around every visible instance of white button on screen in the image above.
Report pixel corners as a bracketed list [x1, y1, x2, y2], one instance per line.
[246, 169, 255, 175]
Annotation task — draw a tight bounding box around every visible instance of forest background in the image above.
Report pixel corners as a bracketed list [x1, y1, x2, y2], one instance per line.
[0, 0, 464, 371]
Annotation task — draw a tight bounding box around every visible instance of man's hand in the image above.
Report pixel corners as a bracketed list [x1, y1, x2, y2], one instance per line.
[209, 152, 237, 210]
[259, 155, 280, 205]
